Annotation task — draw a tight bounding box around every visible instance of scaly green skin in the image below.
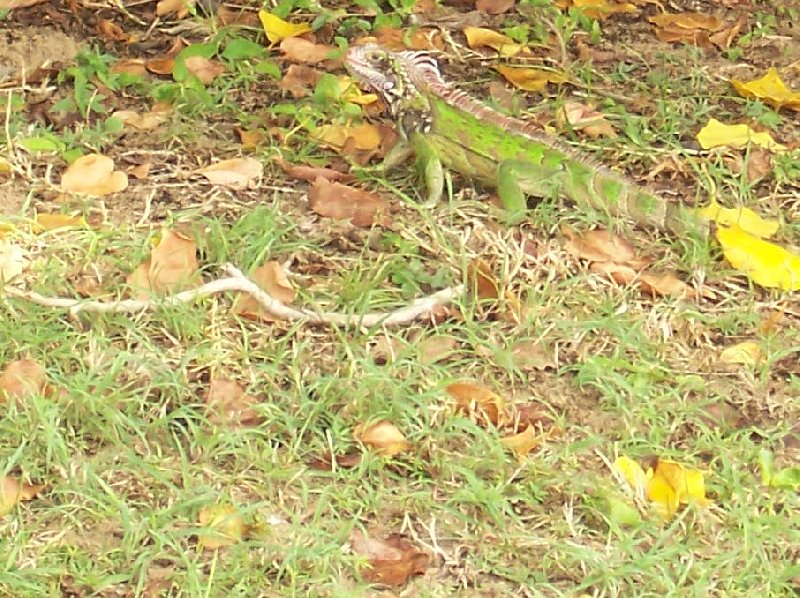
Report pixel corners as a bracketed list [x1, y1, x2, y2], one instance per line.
[346, 44, 703, 236]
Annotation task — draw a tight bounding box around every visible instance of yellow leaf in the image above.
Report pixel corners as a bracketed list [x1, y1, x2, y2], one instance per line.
[696, 199, 780, 239]
[715, 224, 800, 291]
[612, 456, 649, 500]
[646, 472, 679, 519]
[494, 65, 569, 92]
[197, 504, 246, 549]
[463, 27, 527, 58]
[564, 0, 639, 20]
[312, 123, 382, 151]
[499, 426, 540, 459]
[33, 213, 87, 233]
[695, 118, 786, 151]
[719, 340, 763, 366]
[731, 68, 800, 112]
[258, 10, 311, 45]
[339, 76, 378, 105]
[653, 460, 711, 508]
[354, 420, 409, 457]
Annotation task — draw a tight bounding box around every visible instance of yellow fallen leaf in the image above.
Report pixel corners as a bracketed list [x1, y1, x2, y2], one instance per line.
[60, 154, 128, 197]
[494, 65, 569, 92]
[312, 123, 382, 152]
[653, 460, 711, 508]
[696, 118, 786, 152]
[463, 27, 527, 58]
[645, 471, 680, 519]
[197, 504, 246, 548]
[731, 68, 800, 112]
[354, 421, 409, 457]
[499, 426, 540, 459]
[555, 0, 639, 20]
[340, 75, 378, 105]
[612, 456, 648, 500]
[715, 224, 800, 291]
[33, 213, 87, 233]
[719, 340, 763, 366]
[696, 199, 779, 239]
[258, 10, 311, 45]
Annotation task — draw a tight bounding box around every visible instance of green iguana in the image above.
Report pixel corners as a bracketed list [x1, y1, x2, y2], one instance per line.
[345, 43, 702, 236]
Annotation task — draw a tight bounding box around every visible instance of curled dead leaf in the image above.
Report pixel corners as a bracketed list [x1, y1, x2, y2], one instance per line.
[1, 476, 44, 517]
[205, 379, 263, 427]
[184, 55, 226, 85]
[350, 530, 429, 586]
[196, 157, 262, 189]
[0, 358, 46, 402]
[308, 178, 389, 227]
[232, 261, 295, 321]
[354, 421, 409, 457]
[126, 230, 200, 298]
[446, 381, 506, 427]
[61, 154, 128, 197]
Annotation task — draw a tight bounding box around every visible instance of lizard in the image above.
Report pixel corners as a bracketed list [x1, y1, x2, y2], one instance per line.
[345, 43, 703, 237]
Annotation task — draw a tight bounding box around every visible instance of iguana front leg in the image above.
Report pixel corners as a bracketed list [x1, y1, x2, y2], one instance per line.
[497, 159, 565, 224]
[409, 132, 445, 207]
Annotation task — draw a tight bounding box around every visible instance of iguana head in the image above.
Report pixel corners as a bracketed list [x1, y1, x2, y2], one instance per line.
[345, 43, 445, 117]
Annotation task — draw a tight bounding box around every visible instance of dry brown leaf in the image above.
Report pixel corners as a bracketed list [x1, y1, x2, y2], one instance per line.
[126, 230, 200, 298]
[113, 109, 168, 131]
[183, 55, 225, 84]
[446, 381, 506, 427]
[275, 158, 353, 183]
[308, 178, 389, 227]
[468, 258, 500, 299]
[475, 0, 514, 14]
[97, 19, 132, 42]
[197, 504, 245, 549]
[350, 530, 429, 586]
[128, 163, 151, 180]
[307, 451, 363, 470]
[280, 37, 338, 65]
[61, 154, 128, 197]
[217, 5, 261, 26]
[204, 379, 262, 427]
[638, 271, 697, 298]
[354, 421, 409, 457]
[559, 101, 617, 138]
[1, 476, 44, 517]
[279, 64, 323, 98]
[499, 425, 541, 459]
[112, 58, 147, 77]
[235, 127, 266, 149]
[589, 260, 638, 284]
[562, 226, 639, 263]
[145, 57, 175, 75]
[156, 0, 195, 18]
[708, 15, 745, 50]
[313, 123, 382, 153]
[510, 340, 554, 370]
[196, 157, 262, 189]
[0, 0, 50, 8]
[0, 359, 46, 402]
[371, 27, 445, 51]
[232, 261, 295, 321]
[417, 335, 457, 365]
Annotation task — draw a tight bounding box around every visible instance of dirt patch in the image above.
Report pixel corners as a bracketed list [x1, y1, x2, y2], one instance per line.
[0, 26, 79, 83]
[0, 180, 27, 215]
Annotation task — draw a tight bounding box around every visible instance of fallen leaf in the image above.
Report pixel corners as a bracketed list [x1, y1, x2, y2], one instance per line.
[559, 101, 617, 138]
[649, 12, 723, 47]
[60, 154, 128, 197]
[275, 158, 353, 183]
[126, 230, 200, 298]
[350, 530, 428, 586]
[697, 199, 779, 238]
[97, 19, 133, 43]
[494, 65, 569, 92]
[340, 75, 378, 105]
[715, 224, 800, 290]
[205, 379, 262, 427]
[731, 68, 800, 112]
[307, 451, 362, 470]
[312, 123, 382, 153]
[0, 240, 27, 282]
[467, 258, 500, 299]
[145, 57, 175, 75]
[637, 271, 697, 298]
[353, 421, 409, 457]
[197, 504, 245, 548]
[279, 64, 323, 98]
[280, 37, 338, 64]
[371, 26, 445, 51]
[563, 227, 639, 263]
[128, 163, 151, 179]
[719, 340, 762, 366]
[475, 0, 514, 14]
[308, 178, 389, 227]
[113, 109, 168, 131]
[33, 213, 87, 232]
[464, 27, 527, 58]
[184, 55, 226, 84]
[232, 261, 295, 321]
[196, 157, 262, 189]
[156, 0, 196, 17]
[0, 0, 51, 8]
[1, 476, 44, 517]
[0, 359, 46, 402]
[499, 425, 541, 459]
[555, 0, 639, 20]
[510, 340, 555, 370]
[112, 58, 147, 77]
[259, 10, 311, 45]
[417, 335, 457, 365]
[708, 15, 746, 50]
[446, 381, 506, 427]
[696, 118, 786, 152]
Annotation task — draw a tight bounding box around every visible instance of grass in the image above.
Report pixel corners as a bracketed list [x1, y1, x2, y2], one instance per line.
[2, 0, 800, 596]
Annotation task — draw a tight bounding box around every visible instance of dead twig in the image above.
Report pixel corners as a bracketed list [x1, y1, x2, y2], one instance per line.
[2, 263, 464, 328]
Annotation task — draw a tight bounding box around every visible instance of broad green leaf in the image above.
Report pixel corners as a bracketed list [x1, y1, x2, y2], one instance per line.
[696, 118, 786, 151]
[769, 467, 800, 490]
[715, 224, 800, 291]
[19, 136, 63, 152]
[223, 37, 265, 61]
